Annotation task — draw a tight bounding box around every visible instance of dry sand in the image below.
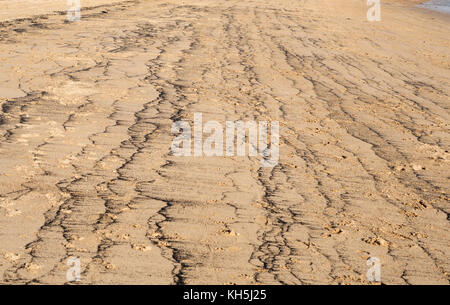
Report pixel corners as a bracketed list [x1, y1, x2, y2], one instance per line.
[0, 0, 449, 284]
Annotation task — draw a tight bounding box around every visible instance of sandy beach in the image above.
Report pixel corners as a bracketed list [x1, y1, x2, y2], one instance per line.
[0, 0, 449, 284]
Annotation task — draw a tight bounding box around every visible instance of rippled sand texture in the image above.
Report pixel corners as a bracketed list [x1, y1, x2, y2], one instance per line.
[0, 0, 449, 284]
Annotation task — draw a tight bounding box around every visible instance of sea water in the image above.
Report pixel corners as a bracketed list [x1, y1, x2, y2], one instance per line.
[417, 0, 450, 14]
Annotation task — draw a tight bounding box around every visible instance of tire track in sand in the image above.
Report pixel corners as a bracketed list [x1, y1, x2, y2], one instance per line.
[0, 0, 448, 284]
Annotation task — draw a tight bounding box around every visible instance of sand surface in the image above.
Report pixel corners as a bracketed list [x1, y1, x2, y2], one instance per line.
[0, 0, 449, 284]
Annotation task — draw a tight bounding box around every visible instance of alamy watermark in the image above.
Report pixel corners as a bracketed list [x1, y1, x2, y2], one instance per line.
[67, 0, 81, 22]
[366, 257, 381, 282]
[171, 113, 279, 167]
[66, 257, 81, 282]
[367, 0, 381, 21]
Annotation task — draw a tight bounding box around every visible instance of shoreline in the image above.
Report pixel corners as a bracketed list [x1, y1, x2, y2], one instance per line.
[383, 0, 450, 15]
[416, 0, 450, 14]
